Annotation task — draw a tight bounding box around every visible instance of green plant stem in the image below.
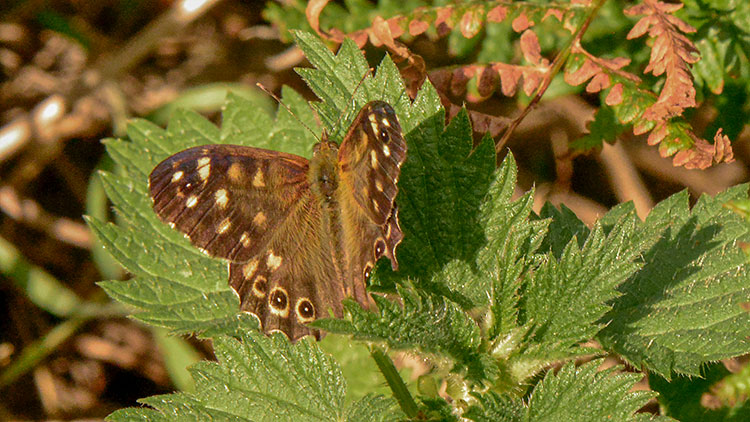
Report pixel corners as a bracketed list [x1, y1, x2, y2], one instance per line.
[0, 301, 125, 388]
[370, 345, 419, 418]
[0, 296, 125, 389]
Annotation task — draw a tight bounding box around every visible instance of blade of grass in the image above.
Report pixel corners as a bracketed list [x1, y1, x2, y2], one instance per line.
[152, 327, 202, 392]
[0, 235, 82, 317]
[0, 317, 85, 387]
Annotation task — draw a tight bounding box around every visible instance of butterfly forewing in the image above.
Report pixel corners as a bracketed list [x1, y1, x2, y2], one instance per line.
[335, 101, 406, 304]
[338, 101, 407, 226]
[149, 145, 308, 262]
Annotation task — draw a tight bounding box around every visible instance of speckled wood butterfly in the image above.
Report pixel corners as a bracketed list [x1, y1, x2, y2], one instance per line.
[148, 101, 406, 341]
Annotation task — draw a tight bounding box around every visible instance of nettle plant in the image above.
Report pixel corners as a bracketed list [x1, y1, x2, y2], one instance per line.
[90, 28, 749, 422]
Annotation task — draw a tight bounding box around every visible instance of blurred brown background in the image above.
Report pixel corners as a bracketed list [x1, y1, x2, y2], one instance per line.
[0, 0, 748, 420]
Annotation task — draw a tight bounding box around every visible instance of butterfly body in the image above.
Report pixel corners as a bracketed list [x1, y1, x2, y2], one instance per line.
[149, 101, 406, 341]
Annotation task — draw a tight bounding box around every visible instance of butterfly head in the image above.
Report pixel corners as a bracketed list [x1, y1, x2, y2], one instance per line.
[312, 139, 339, 156]
[310, 140, 340, 200]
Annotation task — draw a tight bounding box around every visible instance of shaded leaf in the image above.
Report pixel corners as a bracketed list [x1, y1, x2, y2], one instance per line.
[598, 187, 750, 377]
[466, 360, 671, 422]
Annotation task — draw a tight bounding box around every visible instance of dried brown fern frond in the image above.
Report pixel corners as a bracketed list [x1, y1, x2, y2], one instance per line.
[303, 0, 735, 170]
[626, 0, 699, 121]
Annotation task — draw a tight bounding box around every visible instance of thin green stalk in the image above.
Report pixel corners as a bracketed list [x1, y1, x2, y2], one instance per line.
[0, 317, 87, 388]
[370, 345, 419, 418]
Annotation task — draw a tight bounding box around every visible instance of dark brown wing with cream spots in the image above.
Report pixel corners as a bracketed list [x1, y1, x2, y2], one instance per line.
[338, 101, 407, 226]
[335, 102, 405, 313]
[150, 144, 353, 342]
[337, 101, 406, 326]
[228, 190, 347, 341]
[149, 144, 309, 262]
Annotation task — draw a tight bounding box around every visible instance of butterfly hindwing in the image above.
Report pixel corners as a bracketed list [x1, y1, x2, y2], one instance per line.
[228, 191, 346, 341]
[149, 145, 309, 262]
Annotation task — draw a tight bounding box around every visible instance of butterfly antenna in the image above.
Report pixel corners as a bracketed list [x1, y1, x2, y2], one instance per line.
[329, 68, 374, 138]
[256, 82, 321, 142]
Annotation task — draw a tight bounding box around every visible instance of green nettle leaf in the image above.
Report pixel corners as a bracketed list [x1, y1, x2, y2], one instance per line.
[107, 332, 402, 422]
[371, 89, 496, 294]
[597, 186, 750, 378]
[463, 391, 524, 422]
[537, 203, 590, 258]
[473, 157, 547, 339]
[517, 205, 657, 364]
[316, 286, 496, 383]
[523, 359, 667, 422]
[292, 31, 413, 141]
[220, 87, 319, 158]
[467, 360, 671, 422]
[315, 149, 545, 385]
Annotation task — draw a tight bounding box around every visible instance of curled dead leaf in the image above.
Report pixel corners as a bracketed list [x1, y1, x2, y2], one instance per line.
[671, 129, 733, 169]
[712, 128, 734, 163]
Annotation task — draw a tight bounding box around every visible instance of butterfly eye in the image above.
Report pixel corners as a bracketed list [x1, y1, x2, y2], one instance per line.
[379, 128, 390, 143]
[374, 239, 386, 258]
[363, 264, 373, 279]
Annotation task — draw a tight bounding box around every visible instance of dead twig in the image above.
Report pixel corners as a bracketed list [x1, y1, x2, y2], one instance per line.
[496, 0, 608, 153]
